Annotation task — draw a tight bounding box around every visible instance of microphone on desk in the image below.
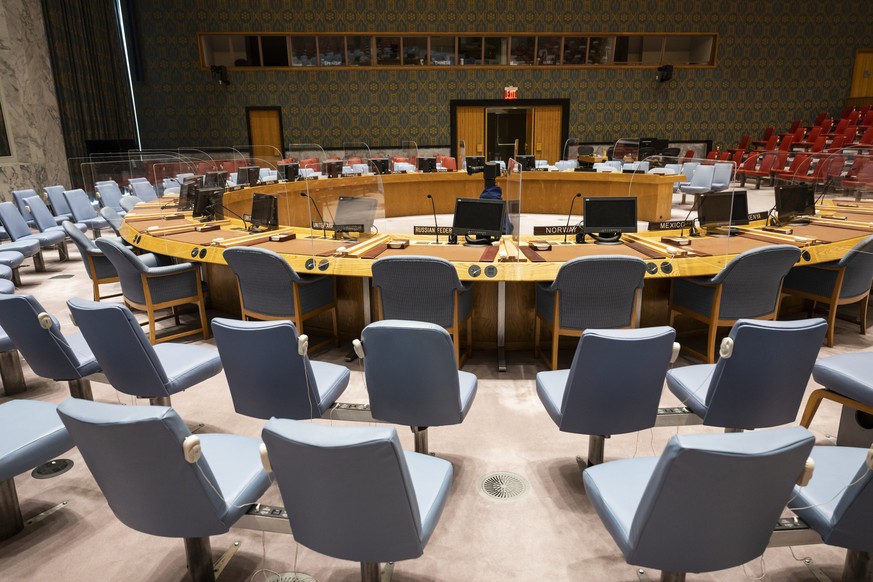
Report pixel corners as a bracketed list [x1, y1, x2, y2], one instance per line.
[206, 200, 251, 232]
[300, 192, 328, 238]
[679, 204, 698, 238]
[563, 193, 582, 244]
[426, 194, 440, 244]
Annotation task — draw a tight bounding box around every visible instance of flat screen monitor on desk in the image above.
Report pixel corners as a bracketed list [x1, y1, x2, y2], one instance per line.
[465, 156, 485, 170]
[369, 158, 390, 175]
[333, 195, 378, 235]
[451, 197, 505, 245]
[515, 155, 535, 171]
[277, 163, 299, 182]
[178, 178, 200, 210]
[581, 196, 637, 244]
[236, 166, 260, 186]
[250, 193, 279, 232]
[203, 171, 228, 188]
[698, 190, 749, 235]
[775, 183, 815, 225]
[192, 187, 225, 220]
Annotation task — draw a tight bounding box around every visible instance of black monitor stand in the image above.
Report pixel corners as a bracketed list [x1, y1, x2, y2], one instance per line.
[464, 234, 495, 246]
[578, 231, 623, 245]
[706, 226, 741, 237]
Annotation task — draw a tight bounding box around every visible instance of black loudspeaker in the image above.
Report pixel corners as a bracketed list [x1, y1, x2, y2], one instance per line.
[656, 64, 673, 83]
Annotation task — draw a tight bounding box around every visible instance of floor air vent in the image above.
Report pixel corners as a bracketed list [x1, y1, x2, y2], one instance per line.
[265, 573, 318, 582]
[477, 472, 530, 501]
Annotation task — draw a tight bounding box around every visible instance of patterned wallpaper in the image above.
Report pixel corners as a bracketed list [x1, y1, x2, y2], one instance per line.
[131, 1, 873, 155]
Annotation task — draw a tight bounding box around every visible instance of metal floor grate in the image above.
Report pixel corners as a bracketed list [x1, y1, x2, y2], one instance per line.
[31, 459, 74, 479]
[477, 472, 530, 501]
[265, 573, 318, 582]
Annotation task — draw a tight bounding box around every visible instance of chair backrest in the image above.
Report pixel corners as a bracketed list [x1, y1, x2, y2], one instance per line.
[223, 247, 303, 318]
[680, 162, 699, 181]
[64, 189, 100, 221]
[762, 134, 778, 150]
[0, 294, 97, 380]
[131, 181, 157, 202]
[688, 164, 715, 188]
[739, 152, 760, 171]
[836, 235, 873, 298]
[44, 185, 72, 216]
[816, 450, 873, 550]
[547, 256, 646, 330]
[95, 182, 125, 212]
[783, 153, 813, 178]
[361, 320, 465, 426]
[56, 398, 232, 537]
[710, 162, 734, 189]
[63, 221, 114, 281]
[11, 189, 38, 223]
[0, 201, 33, 240]
[211, 318, 324, 419]
[703, 318, 827, 428]
[372, 256, 465, 328]
[67, 298, 170, 397]
[119, 196, 142, 212]
[711, 244, 800, 319]
[623, 427, 814, 572]
[560, 326, 676, 435]
[94, 237, 150, 305]
[23, 195, 61, 232]
[262, 418, 432, 563]
[100, 207, 123, 235]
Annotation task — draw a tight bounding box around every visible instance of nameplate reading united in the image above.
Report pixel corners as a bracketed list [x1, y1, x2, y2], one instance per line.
[532, 225, 580, 236]
[413, 226, 453, 235]
[647, 220, 695, 232]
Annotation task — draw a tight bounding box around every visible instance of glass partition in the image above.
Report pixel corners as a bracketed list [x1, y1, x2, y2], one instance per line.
[504, 158, 523, 259]
[287, 143, 327, 176]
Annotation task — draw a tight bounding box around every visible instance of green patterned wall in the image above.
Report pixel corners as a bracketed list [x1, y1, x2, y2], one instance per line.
[131, 1, 873, 153]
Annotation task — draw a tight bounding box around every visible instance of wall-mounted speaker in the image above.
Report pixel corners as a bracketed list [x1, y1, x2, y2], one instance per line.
[656, 64, 674, 83]
[211, 65, 230, 86]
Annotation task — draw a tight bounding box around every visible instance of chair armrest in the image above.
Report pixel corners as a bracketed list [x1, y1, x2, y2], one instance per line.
[144, 262, 197, 277]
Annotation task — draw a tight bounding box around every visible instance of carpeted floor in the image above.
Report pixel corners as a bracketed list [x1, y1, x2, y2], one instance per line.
[0, 188, 867, 581]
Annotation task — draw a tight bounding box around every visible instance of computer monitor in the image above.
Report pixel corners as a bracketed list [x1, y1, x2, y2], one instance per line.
[277, 162, 299, 181]
[775, 183, 815, 225]
[451, 198, 506, 244]
[515, 155, 536, 171]
[369, 158, 390, 175]
[581, 196, 638, 244]
[250, 193, 279, 231]
[417, 157, 437, 173]
[193, 187, 225, 220]
[333, 195, 378, 235]
[324, 160, 343, 178]
[203, 171, 228, 188]
[698, 191, 750, 233]
[236, 166, 260, 186]
[177, 178, 199, 210]
[465, 156, 485, 171]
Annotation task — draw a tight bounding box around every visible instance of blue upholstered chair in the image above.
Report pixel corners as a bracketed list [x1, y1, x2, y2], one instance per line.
[358, 319, 478, 454]
[788, 445, 873, 580]
[24, 195, 87, 241]
[63, 189, 109, 238]
[537, 326, 677, 466]
[222, 246, 338, 348]
[99, 206, 123, 236]
[63, 220, 119, 301]
[119, 195, 142, 213]
[95, 237, 209, 344]
[678, 163, 714, 205]
[44, 185, 74, 224]
[13, 188, 65, 226]
[130, 181, 158, 202]
[800, 352, 873, 431]
[669, 244, 801, 363]
[0, 294, 99, 399]
[0, 400, 74, 541]
[262, 418, 453, 582]
[57, 398, 271, 582]
[0, 201, 66, 270]
[782, 234, 873, 347]
[67, 298, 222, 406]
[583, 427, 815, 581]
[667, 318, 827, 431]
[0, 324, 26, 395]
[535, 255, 646, 370]
[371, 255, 473, 367]
[95, 182, 127, 216]
[710, 162, 734, 191]
[211, 317, 349, 419]
[0, 238, 40, 284]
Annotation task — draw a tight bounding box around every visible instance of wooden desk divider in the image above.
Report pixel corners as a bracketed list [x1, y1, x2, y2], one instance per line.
[214, 227, 296, 248]
[145, 220, 230, 237]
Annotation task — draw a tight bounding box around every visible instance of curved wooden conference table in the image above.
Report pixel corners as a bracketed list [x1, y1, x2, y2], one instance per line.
[120, 172, 873, 356]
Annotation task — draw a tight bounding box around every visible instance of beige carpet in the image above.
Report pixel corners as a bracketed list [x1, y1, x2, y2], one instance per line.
[0, 229, 865, 582]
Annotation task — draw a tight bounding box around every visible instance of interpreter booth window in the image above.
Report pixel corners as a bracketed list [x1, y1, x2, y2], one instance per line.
[430, 36, 455, 65]
[613, 35, 663, 65]
[510, 36, 535, 65]
[484, 37, 507, 65]
[664, 35, 715, 65]
[260, 36, 289, 67]
[318, 36, 345, 66]
[458, 36, 483, 65]
[291, 36, 317, 67]
[375, 36, 401, 65]
[347, 36, 372, 66]
[200, 34, 261, 67]
[562, 36, 588, 65]
[536, 36, 561, 65]
[587, 36, 614, 64]
[402, 37, 428, 65]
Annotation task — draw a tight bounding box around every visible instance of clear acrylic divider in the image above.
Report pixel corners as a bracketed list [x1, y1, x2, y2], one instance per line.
[342, 142, 371, 168]
[400, 140, 418, 171]
[287, 143, 327, 177]
[504, 158, 523, 260]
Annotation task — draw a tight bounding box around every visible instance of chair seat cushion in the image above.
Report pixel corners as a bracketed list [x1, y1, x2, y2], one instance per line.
[198, 433, 273, 527]
[403, 450, 453, 548]
[0, 279, 13, 294]
[0, 251, 24, 269]
[311, 360, 351, 414]
[0, 264, 11, 280]
[813, 353, 873, 406]
[22, 230, 65, 247]
[153, 343, 223, 395]
[0, 325, 13, 351]
[582, 456, 661, 558]
[64, 332, 102, 377]
[536, 369, 569, 427]
[458, 370, 477, 419]
[0, 400, 74, 482]
[0, 239, 40, 257]
[666, 364, 715, 419]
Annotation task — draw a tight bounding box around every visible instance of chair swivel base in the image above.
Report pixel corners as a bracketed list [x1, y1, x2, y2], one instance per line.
[184, 536, 242, 582]
[0, 478, 23, 541]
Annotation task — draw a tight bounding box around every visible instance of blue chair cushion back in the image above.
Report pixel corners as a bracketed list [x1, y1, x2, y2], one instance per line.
[45, 185, 72, 215]
[223, 247, 303, 317]
[0, 202, 33, 240]
[12, 189, 37, 222]
[94, 237, 149, 305]
[711, 245, 800, 319]
[64, 189, 100, 221]
[372, 256, 465, 328]
[838, 235, 873, 298]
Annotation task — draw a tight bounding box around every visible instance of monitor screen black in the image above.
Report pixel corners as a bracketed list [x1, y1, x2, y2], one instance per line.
[193, 187, 225, 220]
[369, 158, 390, 175]
[582, 197, 638, 238]
[277, 163, 299, 181]
[698, 191, 750, 228]
[775, 183, 815, 224]
[203, 171, 228, 188]
[250, 193, 278, 231]
[417, 157, 437, 173]
[178, 178, 199, 210]
[324, 160, 343, 178]
[515, 155, 535, 171]
[236, 166, 260, 186]
[333, 196, 378, 234]
[465, 156, 485, 170]
[451, 198, 506, 238]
